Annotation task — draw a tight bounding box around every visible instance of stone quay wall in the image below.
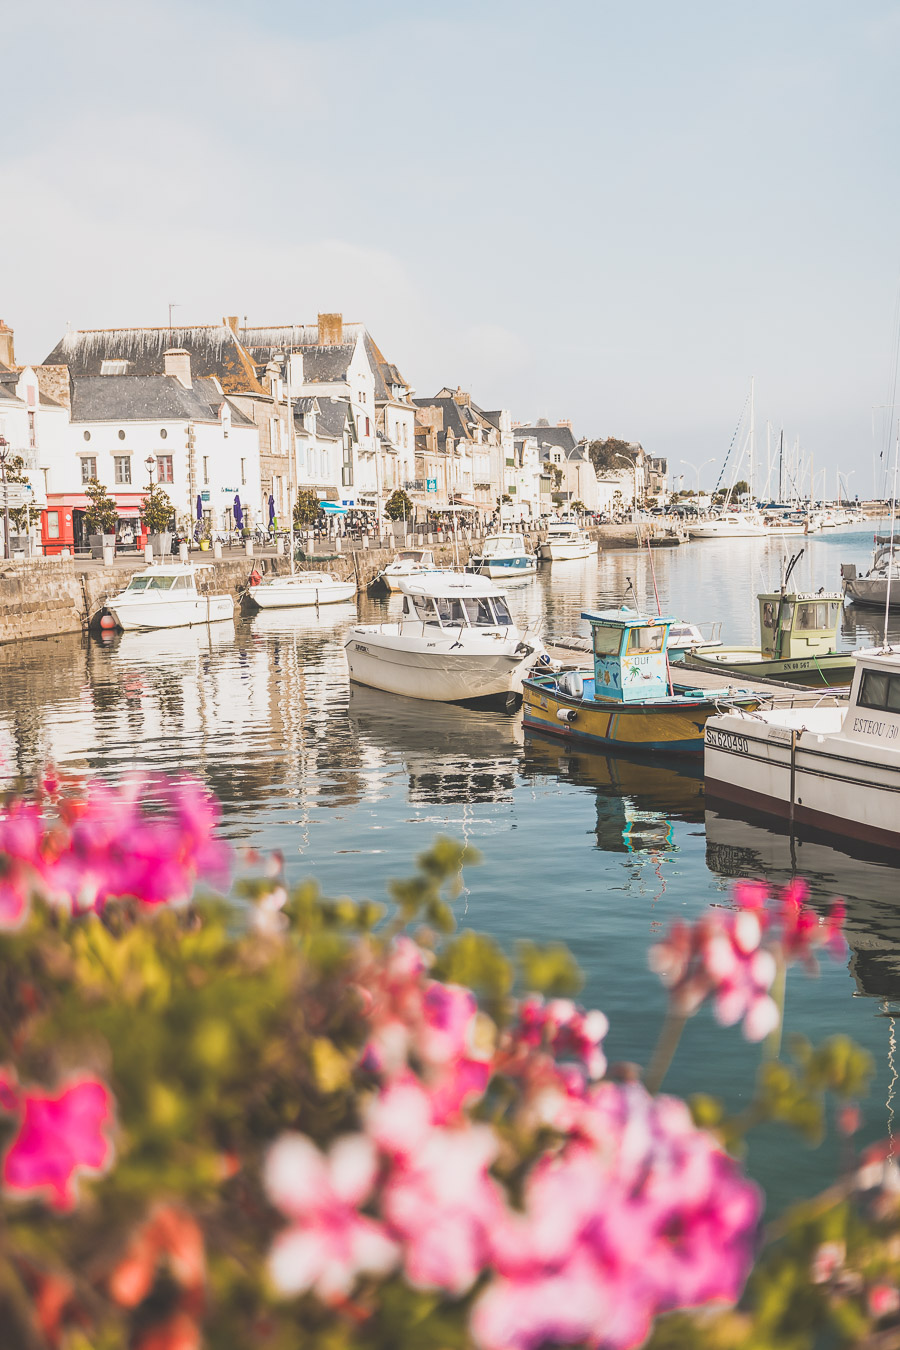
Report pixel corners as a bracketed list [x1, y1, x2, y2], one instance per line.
[0, 522, 667, 647]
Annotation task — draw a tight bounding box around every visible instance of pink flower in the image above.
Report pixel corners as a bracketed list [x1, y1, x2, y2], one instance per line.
[504, 996, 609, 1080]
[264, 1133, 397, 1301]
[2, 1077, 114, 1210]
[869, 1283, 900, 1320]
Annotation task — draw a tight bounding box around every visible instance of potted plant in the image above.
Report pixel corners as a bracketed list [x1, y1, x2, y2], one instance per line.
[140, 483, 174, 557]
[83, 478, 118, 558]
[384, 488, 412, 540]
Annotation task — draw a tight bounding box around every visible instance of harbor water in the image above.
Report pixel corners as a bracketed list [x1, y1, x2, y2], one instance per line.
[2, 524, 899, 1214]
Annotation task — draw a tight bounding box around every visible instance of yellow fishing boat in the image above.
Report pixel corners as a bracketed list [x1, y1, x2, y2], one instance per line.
[523, 607, 759, 756]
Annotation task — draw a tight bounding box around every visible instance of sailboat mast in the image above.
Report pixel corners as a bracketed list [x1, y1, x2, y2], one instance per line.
[286, 347, 296, 576]
[749, 375, 755, 505]
[883, 421, 900, 648]
[778, 429, 784, 503]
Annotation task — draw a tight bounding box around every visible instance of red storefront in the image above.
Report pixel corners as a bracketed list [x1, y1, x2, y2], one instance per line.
[40, 493, 148, 556]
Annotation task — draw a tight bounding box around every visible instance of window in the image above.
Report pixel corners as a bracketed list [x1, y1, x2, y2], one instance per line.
[118, 430, 126, 441]
[462, 596, 497, 627]
[80, 457, 97, 483]
[857, 670, 900, 713]
[202, 456, 209, 485]
[160, 428, 168, 440]
[628, 626, 665, 653]
[366, 416, 371, 437]
[593, 626, 623, 656]
[796, 601, 840, 631]
[47, 510, 60, 539]
[762, 602, 776, 630]
[28, 412, 36, 449]
[83, 430, 91, 442]
[435, 597, 467, 626]
[492, 598, 513, 626]
[100, 360, 129, 376]
[240, 458, 246, 486]
[114, 456, 131, 485]
[157, 455, 173, 483]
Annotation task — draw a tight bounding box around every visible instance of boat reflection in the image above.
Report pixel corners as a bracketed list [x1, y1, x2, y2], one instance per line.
[347, 683, 522, 804]
[705, 806, 900, 1001]
[101, 621, 237, 667]
[522, 730, 704, 854]
[249, 602, 359, 636]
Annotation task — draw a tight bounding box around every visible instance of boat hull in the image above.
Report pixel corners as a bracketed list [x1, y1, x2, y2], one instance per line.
[536, 540, 597, 561]
[844, 578, 900, 609]
[107, 595, 234, 630]
[522, 676, 759, 755]
[252, 579, 356, 608]
[467, 557, 537, 578]
[345, 628, 539, 703]
[685, 647, 856, 686]
[704, 712, 900, 851]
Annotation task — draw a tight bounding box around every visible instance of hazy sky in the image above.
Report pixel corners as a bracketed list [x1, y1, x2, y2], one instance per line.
[3, 0, 899, 493]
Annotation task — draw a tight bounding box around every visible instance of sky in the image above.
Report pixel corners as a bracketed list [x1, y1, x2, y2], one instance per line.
[2, 0, 899, 495]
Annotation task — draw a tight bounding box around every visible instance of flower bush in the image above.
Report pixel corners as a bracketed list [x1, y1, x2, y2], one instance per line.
[0, 769, 894, 1350]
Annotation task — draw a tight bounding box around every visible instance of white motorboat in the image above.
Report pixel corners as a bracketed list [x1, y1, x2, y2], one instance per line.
[106, 564, 234, 631]
[344, 571, 546, 705]
[250, 569, 356, 609]
[536, 520, 598, 562]
[467, 532, 537, 578]
[841, 537, 900, 609]
[703, 645, 900, 851]
[376, 548, 439, 591]
[688, 511, 769, 540]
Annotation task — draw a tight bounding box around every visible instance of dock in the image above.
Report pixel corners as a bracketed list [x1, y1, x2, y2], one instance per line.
[544, 638, 848, 706]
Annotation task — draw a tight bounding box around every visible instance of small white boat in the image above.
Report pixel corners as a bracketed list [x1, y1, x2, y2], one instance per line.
[704, 645, 900, 850]
[688, 511, 769, 540]
[536, 520, 598, 562]
[106, 564, 234, 631]
[344, 571, 545, 705]
[250, 570, 356, 609]
[467, 531, 537, 578]
[376, 548, 439, 591]
[841, 537, 900, 609]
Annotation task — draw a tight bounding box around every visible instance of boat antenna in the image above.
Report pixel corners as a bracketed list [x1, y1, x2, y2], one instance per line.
[882, 419, 900, 649]
[623, 576, 636, 607]
[782, 547, 804, 593]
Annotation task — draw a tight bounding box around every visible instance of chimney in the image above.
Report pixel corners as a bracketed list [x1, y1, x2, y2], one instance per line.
[452, 387, 471, 407]
[164, 348, 192, 388]
[557, 419, 572, 430]
[224, 315, 239, 335]
[0, 320, 15, 370]
[318, 312, 343, 346]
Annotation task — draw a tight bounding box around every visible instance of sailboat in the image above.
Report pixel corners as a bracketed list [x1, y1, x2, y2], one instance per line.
[250, 353, 357, 610]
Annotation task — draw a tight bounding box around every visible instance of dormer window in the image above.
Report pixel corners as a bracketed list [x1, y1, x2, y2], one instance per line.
[100, 360, 130, 375]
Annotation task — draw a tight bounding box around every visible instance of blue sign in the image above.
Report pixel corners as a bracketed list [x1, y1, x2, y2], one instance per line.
[426, 477, 438, 493]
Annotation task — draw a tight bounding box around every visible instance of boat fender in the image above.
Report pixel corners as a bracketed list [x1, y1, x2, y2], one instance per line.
[538, 651, 552, 666]
[515, 641, 535, 657]
[249, 569, 262, 587]
[556, 707, 577, 724]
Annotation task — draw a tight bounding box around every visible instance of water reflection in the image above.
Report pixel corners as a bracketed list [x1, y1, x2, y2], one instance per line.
[705, 806, 900, 1001]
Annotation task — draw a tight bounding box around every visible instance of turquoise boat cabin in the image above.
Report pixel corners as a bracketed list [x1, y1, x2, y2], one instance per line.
[586, 607, 678, 702]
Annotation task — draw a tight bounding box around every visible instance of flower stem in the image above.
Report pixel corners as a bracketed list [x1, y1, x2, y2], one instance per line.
[765, 954, 787, 1060]
[645, 1010, 687, 1095]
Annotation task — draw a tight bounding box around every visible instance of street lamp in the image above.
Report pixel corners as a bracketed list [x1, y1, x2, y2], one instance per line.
[614, 453, 639, 518]
[680, 458, 714, 513]
[0, 436, 10, 561]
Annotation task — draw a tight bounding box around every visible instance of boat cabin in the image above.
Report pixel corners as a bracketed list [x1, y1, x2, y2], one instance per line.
[583, 607, 675, 703]
[399, 574, 513, 629]
[391, 549, 436, 567]
[119, 564, 209, 596]
[480, 533, 529, 558]
[758, 590, 842, 660]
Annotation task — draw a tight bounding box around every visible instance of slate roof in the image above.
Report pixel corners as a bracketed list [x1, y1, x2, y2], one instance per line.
[514, 424, 578, 453]
[44, 326, 266, 396]
[299, 344, 358, 383]
[70, 375, 253, 425]
[314, 397, 352, 441]
[239, 323, 364, 384]
[413, 395, 496, 445]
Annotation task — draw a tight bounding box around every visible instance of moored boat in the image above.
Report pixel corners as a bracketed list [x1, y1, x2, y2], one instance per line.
[375, 548, 439, 592]
[841, 537, 900, 609]
[684, 587, 855, 685]
[467, 531, 537, 578]
[688, 511, 769, 540]
[344, 571, 545, 706]
[522, 607, 759, 755]
[250, 569, 356, 609]
[536, 520, 597, 562]
[106, 564, 234, 631]
[704, 645, 900, 851]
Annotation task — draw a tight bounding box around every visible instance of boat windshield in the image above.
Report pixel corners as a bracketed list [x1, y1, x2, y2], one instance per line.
[483, 536, 523, 557]
[462, 596, 498, 627]
[127, 575, 177, 592]
[492, 598, 513, 626]
[434, 596, 468, 626]
[399, 552, 422, 561]
[857, 669, 900, 713]
[593, 627, 622, 656]
[795, 601, 840, 630]
[627, 625, 665, 653]
[411, 595, 442, 624]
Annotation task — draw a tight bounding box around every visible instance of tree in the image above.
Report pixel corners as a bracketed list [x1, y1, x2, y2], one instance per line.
[571, 500, 586, 513]
[733, 480, 750, 498]
[0, 454, 32, 532]
[293, 488, 321, 530]
[140, 483, 174, 535]
[588, 438, 634, 476]
[83, 478, 119, 536]
[383, 488, 413, 521]
[548, 465, 563, 490]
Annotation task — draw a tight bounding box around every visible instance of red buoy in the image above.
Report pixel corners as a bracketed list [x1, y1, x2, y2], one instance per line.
[99, 613, 116, 630]
[249, 568, 262, 587]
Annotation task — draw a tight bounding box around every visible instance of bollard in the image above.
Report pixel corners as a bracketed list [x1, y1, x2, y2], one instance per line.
[102, 544, 114, 567]
[144, 545, 153, 563]
[245, 540, 254, 558]
[276, 537, 285, 555]
[61, 548, 71, 559]
[179, 542, 189, 562]
[362, 536, 369, 549]
[334, 535, 341, 552]
[213, 541, 223, 559]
